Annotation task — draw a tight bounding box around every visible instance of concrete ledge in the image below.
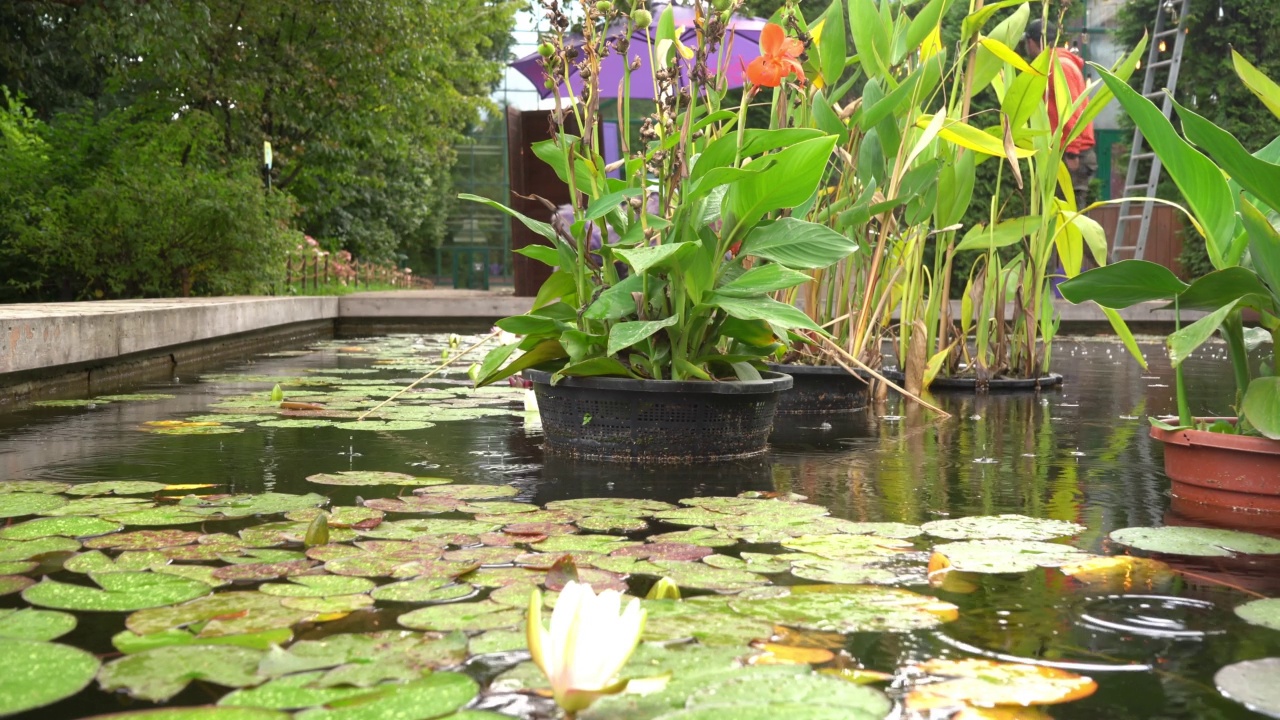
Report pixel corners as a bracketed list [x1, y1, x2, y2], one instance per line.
[337, 290, 531, 320]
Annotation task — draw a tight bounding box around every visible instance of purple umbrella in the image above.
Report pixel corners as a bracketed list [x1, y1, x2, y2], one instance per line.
[511, 4, 767, 100]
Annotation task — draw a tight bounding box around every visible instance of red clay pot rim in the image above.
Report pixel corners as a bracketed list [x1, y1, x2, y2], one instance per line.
[1149, 418, 1280, 455]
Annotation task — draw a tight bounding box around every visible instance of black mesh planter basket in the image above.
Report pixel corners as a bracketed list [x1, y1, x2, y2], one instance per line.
[523, 369, 793, 463]
[767, 363, 871, 415]
[881, 370, 1063, 393]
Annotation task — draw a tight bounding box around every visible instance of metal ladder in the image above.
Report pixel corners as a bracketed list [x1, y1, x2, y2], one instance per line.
[1110, 0, 1192, 263]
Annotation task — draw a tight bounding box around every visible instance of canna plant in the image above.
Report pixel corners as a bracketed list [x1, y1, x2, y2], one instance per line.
[465, 1, 857, 386]
[1060, 50, 1280, 439]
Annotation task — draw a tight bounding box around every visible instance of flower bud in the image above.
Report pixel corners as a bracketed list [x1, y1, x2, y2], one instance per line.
[631, 8, 652, 28]
[596, 1, 613, 13]
[537, 42, 555, 58]
[711, 0, 733, 10]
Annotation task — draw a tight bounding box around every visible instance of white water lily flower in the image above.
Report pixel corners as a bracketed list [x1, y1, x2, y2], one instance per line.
[527, 580, 647, 715]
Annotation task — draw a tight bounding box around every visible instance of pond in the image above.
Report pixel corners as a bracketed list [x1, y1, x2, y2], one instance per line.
[1, 332, 1277, 720]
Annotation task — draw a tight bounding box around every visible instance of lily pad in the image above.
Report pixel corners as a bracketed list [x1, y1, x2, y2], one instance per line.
[32, 398, 108, 407]
[0, 608, 77, 641]
[930, 540, 1088, 574]
[703, 552, 796, 575]
[0, 516, 122, 540]
[279, 594, 374, 613]
[64, 550, 170, 574]
[126, 591, 310, 637]
[729, 585, 958, 633]
[646, 560, 770, 593]
[256, 632, 469, 688]
[1109, 526, 1280, 557]
[112, 627, 293, 654]
[788, 558, 900, 585]
[357, 518, 499, 540]
[371, 578, 476, 603]
[414, 484, 520, 501]
[642, 598, 775, 646]
[831, 521, 924, 539]
[333, 420, 435, 431]
[218, 671, 373, 710]
[42, 496, 151, 516]
[398, 600, 522, 631]
[257, 419, 336, 428]
[98, 645, 265, 701]
[922, 514, 1086, 541]
[460, 501, 538, 515]
[647, 527, 738, 547]
[362, 495, 465, 514]
[66, 481, 170, 496]
[23, 571, 210, 611]
[0, 480, 71, 494]
[80, 709, 288, 720]
[532, 534, 639, 554]
[0, 492, 67, 518]
[1235, 598, 1280, 632]
[293, 672, 478, 720]
[0, 560, 36, 574]
[105, 507, 211, 526]
[286, 507, 384, 528]
[1215, 657, 1280, 718]
[910, 659, 1098, 706]
[0, 640, 100, 716]
[306, 471, 450, 487]
[96, 393, 176, 401]
[0, 536, 80, 561]
[577, 515, 650, 533]
[259, 575, 375, 597]
[151, 425, 245, 435]
[212, 559, 319, 582]
[0, 575, 34, 595]
[182, 492, 327, 518]
[680, 672, 891, 718]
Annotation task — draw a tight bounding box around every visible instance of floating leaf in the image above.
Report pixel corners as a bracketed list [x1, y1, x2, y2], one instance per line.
[831, 521, 924, 539]
[64, 550, 169, 574]
[259, 575, 375, 597]
[280, 594, 374, 613]
[95, 393, 176, 401]
[32, 398, 108, 408]
[213, 559, 319, 582]
[0, 575, 35, 595]
[1215, 657, 1280, 718]
[702, 552, 796, 574]
[1110, 526, 1280, 557]
[0, 536, 80, 561]
[66, 481, 169, 496]
[287, 507, 383, 528]
[398, 600, 522, 631]
[42, 496, 151, 517]
[681, 672, 890, 716]
[532, 535, 639, 554]
[371, 578, 476, 603]
[642, 598, 774, 646]
[0, 481, 71, 494]
[151, 424, 245, 435]
[257, 632, 468, 688]
[105, 507, 211, 526]
[1235, 598, 1280, 631]
[363, 495, 465, 514]
[98, 645, 265, 701]
[414, 484, 520, 501]
[0, 608, 77, 641]
[0, 516, 122, 540]
[930, 541, 1087, 574]
[218, 671, 373, 710]
[306, 471, 450, 487]
[469, 629, 528, 655]
[578, 515, 650, 533]
[729, 585, 958, 633]
[112, 627, 293, 654]
[183, 492, 328, 518]
[85, 529, 201, 550]
[23, 571, 210, 611]
[126, 591, 309, 637]
[648, 527, 738, 547]
[922, 515, 1085, 541]
[81, 708, 289, 720]
[293, 672, 478, 720]
[333, 420, 436, 431]
[909, 659, 1098, 706]
[0, 492, 67, 518]
[460, 501, 538, 516]
[0, 640, 100, 716]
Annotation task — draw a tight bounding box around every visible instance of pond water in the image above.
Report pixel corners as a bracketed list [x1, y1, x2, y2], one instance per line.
[0, 332, 1277, 720]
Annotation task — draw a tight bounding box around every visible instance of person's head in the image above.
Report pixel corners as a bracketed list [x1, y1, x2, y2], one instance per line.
[1024, 19, 1057, 58]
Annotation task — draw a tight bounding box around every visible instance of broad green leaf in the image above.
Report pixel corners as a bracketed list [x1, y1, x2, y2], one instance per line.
[969, 3, 1030, 95]
[294, 672, 478, 720]
[922, 514, 1084, 541]
[817, 0, 846, 89]
[556, 357, 637, 379]
[1242, 376, 1280, 440]
[584, 188, 642, 222]
[495, 315, 564, 336]
[531, 137, 604, 196]
[717, 264, 812, 297]
[1110, 525, 1280, 556]
[1102, 307, 1149, 370]
[1177, 99, 1280, 214]
[955, 215, 1041, 252]
[514, 245, 560, 267]
[1058, 260, 1189, 308]
[920, 114, 1034, 158]
[1167, 301, 1239, 367]
[692, 129, 825, 184]
[607, 315, 679, 356]
[0, 608, 77, 641]
[739, 218, 858, 269]
[978, 36, 1039, 76]
[532, 271, 576, 311]
[583, 274, 647, 321]
[475, 339, 568, 387]
[459, 194, 560, 246]
[0, 640, 100, 716]
[1239, 197, 1280, 296]
[1174, 267, 1273, 312]
[1233, 50, 1280, 122]
[1234, 598, 1280, 631]
[23, 572, 210, 612]
[1097, 68, 1237, 269]
[849, 0, 890, 79]
[708, 295, 824, 333]
[615, 242, 697, 275]
[960, 0, 1025, 39]
[723, 137, 838, 237]
[98, 645, 264, 702]
[904, 0, 952, 56]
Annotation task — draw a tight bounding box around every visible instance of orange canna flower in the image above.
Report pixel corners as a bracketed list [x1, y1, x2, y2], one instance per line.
[746, 23, 805, 88]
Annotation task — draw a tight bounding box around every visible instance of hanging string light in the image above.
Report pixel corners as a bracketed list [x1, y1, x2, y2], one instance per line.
[1159, 39, 1167, 52]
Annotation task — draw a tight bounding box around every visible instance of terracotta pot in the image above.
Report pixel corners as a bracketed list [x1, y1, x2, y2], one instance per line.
[1150, 422, 1280, 514]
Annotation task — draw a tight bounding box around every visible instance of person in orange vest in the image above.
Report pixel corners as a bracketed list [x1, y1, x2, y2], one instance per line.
[1024, 19, 1097, 207]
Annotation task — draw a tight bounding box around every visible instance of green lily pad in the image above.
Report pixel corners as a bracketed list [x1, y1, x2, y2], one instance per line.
[306, 471, 451, 487]
[1110, 526, 1280, 557]
[415, 484, 520, 501]
[0, 575, 34, 595]
[279, 594, 374, 613]
[702, 552, 796, 574]
[182, 492, 327, 518]
[460, 501, 538, 515]
[153, 564, 230, 588]
[0, 640, 100, 716]
[126, 591, 310, 637]
[443, 546, 524, 565]
[0, 560, 36, 574]
[64, 550, 170, 573]
[0, 536, 80, 561]
[218, 671, 373, 710]
[356, 519, 499, 540]
[642, 598, 775, 646]
[258, 419, 336, 428]
[1215, 657, 1280, 718]
[468, 629, 527, 655]
[186, 414, 270, 423]
[23, 571, 210, 611]
[95, 393, 176, 401]
[398, 600, 522, 631]
[333, 420, 436, 431]
[830, 521, 924, 539]
[0, 516, 123, 540]
[151, 425, 245, 435]
[112, 627, 293, 654]
[578, 515, 650, 533]
[647, 527, 738, 547]
[293, 672, 477, 720]
[788, 558, 900, 585]
[86, 529, 203, 550]
[458, 567, 543, 588]
[240, 521, 355, 547]
[362, 495, 465, 514]
[532, 534, 639, 554]
[646, 560, 769, 593]
[681, 672, 891, 718]
[66, 481, 170, 496]
[931, 540, 1088, 574]
[257, 632, 469, 687]
[923, 514, 1086, 541]
[105, 507, 211, 526]
[32, 398, 108, 407]
[80, 708, 288, 720]
[98, 645, 264, 701]
[0, 492, 67, 518]
[729, 585, 958, 633]
[0, 480, 71, 493]
[212, 559, 318, 582]
[42, 496, 151, 516]
[0, 608, 77, 641]
[259, 575, 375, 597]
[1235, 598, 1280, 631]
[372, 578, 476, 603]
[285, 507, 384, 528]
